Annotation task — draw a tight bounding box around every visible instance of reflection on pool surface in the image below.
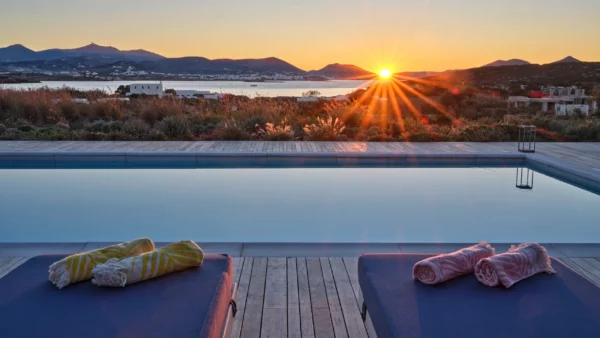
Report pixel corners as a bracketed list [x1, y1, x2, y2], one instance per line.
[0, 168, 598, 243]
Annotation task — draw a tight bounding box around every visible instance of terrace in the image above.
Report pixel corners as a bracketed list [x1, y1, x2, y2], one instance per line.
[1, 141, 600, 337]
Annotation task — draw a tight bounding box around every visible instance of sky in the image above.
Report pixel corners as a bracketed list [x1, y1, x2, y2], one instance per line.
[1, 0, 599, 72]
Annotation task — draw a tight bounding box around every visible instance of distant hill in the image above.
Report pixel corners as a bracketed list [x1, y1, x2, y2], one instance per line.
[0, 44, 38, 62]
[423, 61, 600, 87]
[483, 59, 531, 67]
[396, 71, 444, 79]
[0, 43, 165, 62]
[0, 55, 305, 76]
[308, 63, 374, 79]
[552, 56, 581, 64]
[148, 56, 303, 74]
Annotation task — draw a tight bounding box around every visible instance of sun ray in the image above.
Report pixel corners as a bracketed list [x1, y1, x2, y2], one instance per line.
[352, 74, 379, 81]
[390, 79, 425, 121]
[380, 84, 390, 131]
[361, 82, 384, 130]
[393, 74, 455, 90]
[395, 80, 458, 122]
[386, 84, 406, 137]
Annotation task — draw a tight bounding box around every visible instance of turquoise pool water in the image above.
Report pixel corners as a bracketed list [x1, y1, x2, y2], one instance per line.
[0, 167, 598, 243]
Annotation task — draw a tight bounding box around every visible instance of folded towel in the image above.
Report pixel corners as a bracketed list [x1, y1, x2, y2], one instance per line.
[475, 243, 556, 288]
[49, 238, 155, 289]
[91, 240, 204, 287]
[413, 242, 495, 285]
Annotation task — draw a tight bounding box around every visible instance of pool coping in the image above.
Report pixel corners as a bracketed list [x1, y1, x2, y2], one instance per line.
[1, 150, 599, 191]
[2, 242, 600, 258]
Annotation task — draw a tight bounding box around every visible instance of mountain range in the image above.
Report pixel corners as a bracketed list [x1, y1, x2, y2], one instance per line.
[0, 43, 589, 80]
[0, 43, 163, 62]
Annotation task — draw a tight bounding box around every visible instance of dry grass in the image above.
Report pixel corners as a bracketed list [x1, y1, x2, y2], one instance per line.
[1, 87, 599, 142]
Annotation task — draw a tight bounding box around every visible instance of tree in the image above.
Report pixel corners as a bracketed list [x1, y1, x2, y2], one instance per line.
[165, 89, 177, 97]
[115, 85, 130, 96]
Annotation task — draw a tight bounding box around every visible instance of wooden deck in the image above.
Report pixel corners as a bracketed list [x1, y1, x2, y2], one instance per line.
[2, 254, 600, 338]
[0, 141, 597, 168]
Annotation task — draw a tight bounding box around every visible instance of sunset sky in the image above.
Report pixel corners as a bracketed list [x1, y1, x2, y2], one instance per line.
[1, 0, 599, 72]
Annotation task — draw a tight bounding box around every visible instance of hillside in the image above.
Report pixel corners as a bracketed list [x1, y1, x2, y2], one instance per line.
[0, 43, 164, 62]
[424, 61, 600, 87]
[552, 56, 581, 64]
[483, 59, 531, 67]
[308, 63, 374, 79]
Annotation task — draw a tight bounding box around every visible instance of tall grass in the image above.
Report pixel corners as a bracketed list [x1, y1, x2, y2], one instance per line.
[0, 88, 598, 142]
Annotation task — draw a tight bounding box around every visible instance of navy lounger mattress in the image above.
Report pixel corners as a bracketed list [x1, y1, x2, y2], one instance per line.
[0, 254, 233, 338]
[359, 254, 600, 338]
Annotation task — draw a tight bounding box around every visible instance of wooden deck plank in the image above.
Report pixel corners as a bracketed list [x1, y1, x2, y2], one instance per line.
[320, 258, 349, 338]
[0, 257, 28, 279]
[232, 257, 244, 284]
[288, 258, 302, 338]
[330, 258, 368, 338]
[560, 257, 600, 285]
[583, 257, 600, 272]
[297, 258, 315, 337]
[241, 258, 267, 338]
[231, 257, 253, 338]
[261, 258, 287, 337]
[342, 257, 361, 308]
[306, 258, 334, 338]
[571, 258, 600, 281]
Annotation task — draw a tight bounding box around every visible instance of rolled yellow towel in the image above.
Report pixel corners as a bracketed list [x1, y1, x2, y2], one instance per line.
[49, 238, 155, 289]
[91, 240, 204, 287]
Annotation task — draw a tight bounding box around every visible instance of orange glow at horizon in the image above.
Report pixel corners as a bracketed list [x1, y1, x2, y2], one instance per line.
[340, 70, 464, 140]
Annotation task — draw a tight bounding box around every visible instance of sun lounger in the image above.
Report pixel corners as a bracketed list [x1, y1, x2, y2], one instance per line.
[0, 254, 237, 338]
[358, 254, 600, 338]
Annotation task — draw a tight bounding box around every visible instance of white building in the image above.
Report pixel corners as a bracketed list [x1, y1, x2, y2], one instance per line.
[128, 82, 165, 98]
[508, 86, 597, 116]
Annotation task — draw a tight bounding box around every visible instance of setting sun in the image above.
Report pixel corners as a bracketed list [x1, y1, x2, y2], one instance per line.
[379, 69, 392, 79]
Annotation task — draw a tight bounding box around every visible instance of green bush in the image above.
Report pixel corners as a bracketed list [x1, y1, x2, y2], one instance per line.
[123, 119, 150, 139]
[18, 125, 36, 132]
[156, 115, 190, 139]
[214, 125, 249, 140]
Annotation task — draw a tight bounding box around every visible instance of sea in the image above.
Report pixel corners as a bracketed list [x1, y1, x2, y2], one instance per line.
[0, 80, 368, 98]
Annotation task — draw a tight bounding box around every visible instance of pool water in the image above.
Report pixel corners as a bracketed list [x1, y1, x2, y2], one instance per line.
[0, 168, 598, 243]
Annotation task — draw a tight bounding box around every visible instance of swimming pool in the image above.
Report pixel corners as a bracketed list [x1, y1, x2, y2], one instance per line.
[1, 167, 598, 243]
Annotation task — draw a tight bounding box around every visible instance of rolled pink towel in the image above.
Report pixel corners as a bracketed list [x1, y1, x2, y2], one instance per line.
[475, 243, 556, 288]
[413, 242, 495, 285]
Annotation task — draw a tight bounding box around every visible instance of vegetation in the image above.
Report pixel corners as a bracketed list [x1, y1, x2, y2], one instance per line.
[0, 87, 599, 142]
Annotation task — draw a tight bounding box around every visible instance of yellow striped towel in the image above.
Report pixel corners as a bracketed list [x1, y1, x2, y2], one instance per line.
[49, 238, 155, 289]
[91, 240, 204, 287]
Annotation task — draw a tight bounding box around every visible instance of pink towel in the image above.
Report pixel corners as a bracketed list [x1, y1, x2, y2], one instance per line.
[474, 243, 556, 288]
[413, 242, 495, 285]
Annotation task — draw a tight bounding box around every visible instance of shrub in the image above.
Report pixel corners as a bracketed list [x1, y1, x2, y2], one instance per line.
[156, 115, 190, 139]
[408, 132, 450, 142]
[55, 122, 70, 131]
[87, 120, 110, 133]
[303, 117, 346, 141]
[0, 124, 6, 134]
[123, 119, 150, 139]
[242, 116, 267, 132]
[264, 121, 294, 141]
[18, 125, 36, 132]
[213, 120, 249, 140]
